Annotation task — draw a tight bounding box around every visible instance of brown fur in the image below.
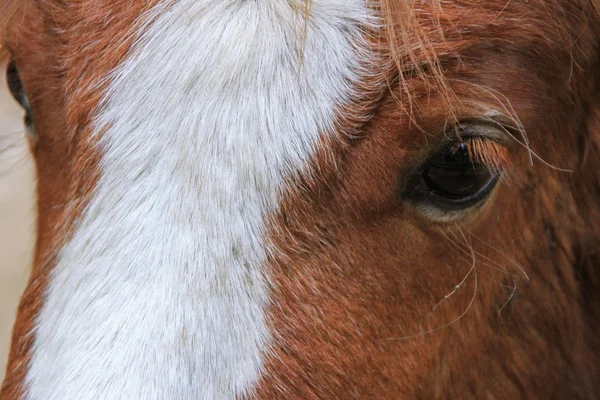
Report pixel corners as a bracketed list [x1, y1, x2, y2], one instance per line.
[1, 0, 600, 399]
[254, 1, 600, 398]
[0, 1, 159, 397]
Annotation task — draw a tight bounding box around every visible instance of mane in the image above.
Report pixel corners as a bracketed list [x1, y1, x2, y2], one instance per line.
[380, 0, 457, 115]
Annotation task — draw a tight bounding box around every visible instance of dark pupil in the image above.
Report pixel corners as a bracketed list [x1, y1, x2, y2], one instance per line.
[423, 142, 493, 199]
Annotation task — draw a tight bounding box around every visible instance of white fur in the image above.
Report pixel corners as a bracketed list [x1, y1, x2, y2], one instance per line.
[25, 1, 372, 399]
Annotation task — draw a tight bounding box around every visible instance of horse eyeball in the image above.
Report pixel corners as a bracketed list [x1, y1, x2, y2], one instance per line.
[404, 136, 507, 221]
[6, 60, 35, 141]
[422, 141, 498, 201]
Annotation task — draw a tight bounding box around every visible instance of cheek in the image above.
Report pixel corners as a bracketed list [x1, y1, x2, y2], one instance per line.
[269, 177, 461, 316]
[261, 194, 497, 393]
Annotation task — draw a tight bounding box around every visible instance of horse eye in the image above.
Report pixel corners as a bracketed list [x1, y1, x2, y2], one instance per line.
[423, 142, 497, 200]
[404, 138, 502, 220]
[6, 60, 34, 134]
[7, 61, 26, 107]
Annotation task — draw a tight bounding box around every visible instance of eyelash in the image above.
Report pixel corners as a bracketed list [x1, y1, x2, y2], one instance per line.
[453, 136, 510, 173]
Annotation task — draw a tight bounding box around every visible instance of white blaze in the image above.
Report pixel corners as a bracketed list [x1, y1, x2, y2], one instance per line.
[26, 1, 372, 398]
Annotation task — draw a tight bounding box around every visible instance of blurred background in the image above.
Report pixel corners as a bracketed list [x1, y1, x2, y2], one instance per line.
[0, 62, 35, 382]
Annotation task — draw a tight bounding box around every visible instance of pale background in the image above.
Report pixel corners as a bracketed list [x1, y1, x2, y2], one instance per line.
[0, 63, 35, 382]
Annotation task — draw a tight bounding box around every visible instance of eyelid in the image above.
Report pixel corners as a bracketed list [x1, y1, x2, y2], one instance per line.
[449, 120, 514, 171]
[452, 120, 512, 145]
[462, 112, 525, 145]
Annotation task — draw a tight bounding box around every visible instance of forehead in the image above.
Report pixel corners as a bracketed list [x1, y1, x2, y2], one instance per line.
[2, 0, 596, 159]
[3, 0, 593, 176]
[5, 0, 589, 75]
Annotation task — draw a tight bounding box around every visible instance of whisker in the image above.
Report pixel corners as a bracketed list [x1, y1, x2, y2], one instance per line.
[444, 228, 522, 279]
[469, 231, 530, 281]
[452, 80, 572, 172]
[477, 269, 516, 290]
[497, 278, 518, 315]
[383, 225, 479, 341]
[481, 116, 573, 172]
[452, 80, 527, 146]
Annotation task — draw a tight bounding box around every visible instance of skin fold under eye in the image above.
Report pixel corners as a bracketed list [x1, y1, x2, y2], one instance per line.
[403, 131, 510, 221]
